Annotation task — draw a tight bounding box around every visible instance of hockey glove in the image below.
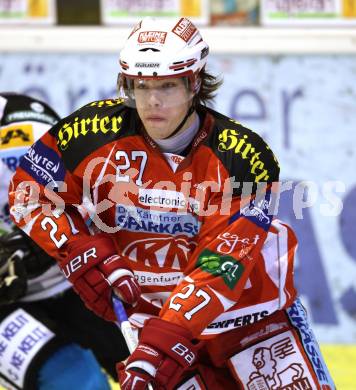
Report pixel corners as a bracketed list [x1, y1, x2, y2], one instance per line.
[0, 243, 27, 305]
[117, 318, 200, 390]
[0, 227, 54, 278]
[61, 234, 141, 321]
[0, 227, 54, 305]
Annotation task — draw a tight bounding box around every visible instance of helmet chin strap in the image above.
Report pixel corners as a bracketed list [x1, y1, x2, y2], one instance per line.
[163, 101, 196, 140]
[164, 76, 201, 139]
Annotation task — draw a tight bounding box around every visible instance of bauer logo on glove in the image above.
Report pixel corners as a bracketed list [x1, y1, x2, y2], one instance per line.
[60, 234, 141, 321]
[61, 247, 97, 278]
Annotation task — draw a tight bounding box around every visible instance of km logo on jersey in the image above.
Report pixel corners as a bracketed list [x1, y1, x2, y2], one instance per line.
[122, 237, 196, 270]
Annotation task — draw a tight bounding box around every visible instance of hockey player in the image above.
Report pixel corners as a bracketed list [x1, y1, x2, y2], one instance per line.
[0, 93, 128, 389]
[9, 18, 335, 389]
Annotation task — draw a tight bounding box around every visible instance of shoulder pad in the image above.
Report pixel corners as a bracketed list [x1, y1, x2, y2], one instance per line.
[50, 100, 137, 171]
[207, 111, 280, 184]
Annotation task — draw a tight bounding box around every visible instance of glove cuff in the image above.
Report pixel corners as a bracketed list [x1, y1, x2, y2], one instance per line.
[143, 318, 193, 340]
[106, 268, 133, 285]
[126, 360, 157, 377]
[139, 318, 198, 369]
[65, 233, 116, 254]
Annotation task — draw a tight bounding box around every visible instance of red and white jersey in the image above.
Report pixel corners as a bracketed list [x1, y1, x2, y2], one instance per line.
[9, 99, 297, 338]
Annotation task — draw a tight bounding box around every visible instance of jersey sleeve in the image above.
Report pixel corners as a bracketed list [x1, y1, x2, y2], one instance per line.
[160, 125, 281, 337]
[9, 98, 128, 260]
[8, 114, 91, 260]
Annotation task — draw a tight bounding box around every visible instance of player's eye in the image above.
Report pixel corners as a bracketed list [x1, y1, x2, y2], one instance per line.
[161, 82, 177, 90]
[136, 82, 148, 90]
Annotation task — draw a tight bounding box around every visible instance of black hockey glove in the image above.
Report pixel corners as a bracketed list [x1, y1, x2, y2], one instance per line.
[0, 245, 27, 305]
[0, 228, 55, 305]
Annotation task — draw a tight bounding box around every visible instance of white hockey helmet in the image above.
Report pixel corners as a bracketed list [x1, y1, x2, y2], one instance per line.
[118, 17, 209, 99]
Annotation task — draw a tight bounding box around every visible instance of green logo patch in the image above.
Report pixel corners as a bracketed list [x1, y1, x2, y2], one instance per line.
[197, 249, 245, 290]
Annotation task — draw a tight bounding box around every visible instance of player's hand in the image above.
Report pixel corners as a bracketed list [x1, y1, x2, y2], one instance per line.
[117, 362, 154, 390]
[60, 233, 141, 321]
[117, 318, 200, 389]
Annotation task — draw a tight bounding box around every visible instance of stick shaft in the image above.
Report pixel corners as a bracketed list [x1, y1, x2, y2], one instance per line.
[112, 295, 153, 390]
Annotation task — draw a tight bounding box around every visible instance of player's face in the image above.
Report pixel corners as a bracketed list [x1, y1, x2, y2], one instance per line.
[133, 77, 194, 139]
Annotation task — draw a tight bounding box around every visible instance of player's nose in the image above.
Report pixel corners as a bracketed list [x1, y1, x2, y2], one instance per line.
[147, 89, 163, 107]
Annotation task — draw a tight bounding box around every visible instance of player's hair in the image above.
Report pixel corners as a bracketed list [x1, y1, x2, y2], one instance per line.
[195, 68, 223, 106]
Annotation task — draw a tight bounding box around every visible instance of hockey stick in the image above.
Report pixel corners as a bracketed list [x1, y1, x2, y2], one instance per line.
[112, 294, 154, 390]
[112, 293, 138, 353]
